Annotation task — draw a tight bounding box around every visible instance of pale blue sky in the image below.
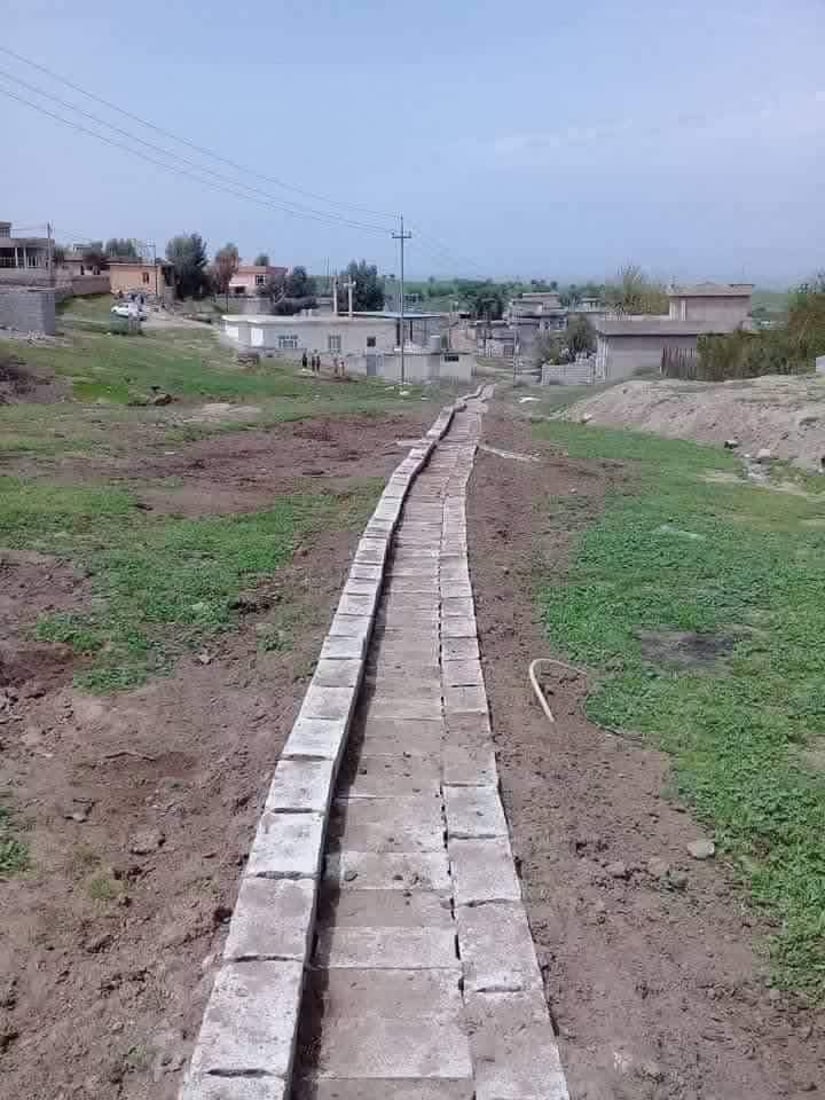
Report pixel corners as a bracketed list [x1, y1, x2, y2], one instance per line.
[4, 0, 824, 283]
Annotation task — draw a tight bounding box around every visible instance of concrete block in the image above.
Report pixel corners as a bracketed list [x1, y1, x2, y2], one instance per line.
[354, 539, 388, 565]
[317, 926, 459, 969]
[344, 578, 383, 596]
[441, 616, 477, 639]
[442, 659, 483, 687]
[442, 636, 479, 661]
[359, 717, 444, 756]
[349, 563, 384, 581]
[445, 711, 491, 745]
[441, 597, 475, 618]
[247, 812, 325, 879]
[295, 1080, 473, 1100]
[182, 1075, 285, 1099]
[320, 634, 365, 661]
[443, 744, 497, 787]
[366, 695, 441, 721]
[319, 888, 453, 929]
[464, 989, 568, 1099]
[187, 960, 303, 1079]
[313, 658, 362, 688]
[328, 850, 451, 892]
[315, 1016, 472, 1080]
[338, 591, 378, 617]
[443, 683, 488, 715]
[364, 672, 441, 699]
[329, 612, 372, 640]
[455, 901, 542, 995]
[330, 793, 444, 853]
[448, 837, 521, 905]
[315, 968, 462, 1024]
[223, 877, 315, 962]
[299, 684, 358, 724]
[283, 717, 347, 761]
[265, 758, 336, 814]
[440, 582, 473, 601]
[343, 753, 441, 798]
[444, 785, 507, 839]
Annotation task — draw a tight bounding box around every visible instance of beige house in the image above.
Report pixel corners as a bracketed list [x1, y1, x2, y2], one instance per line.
[594, 283, 754, 380]
[0, 220, 51, 284]
[109, 260, 174, 302]
[228, 263, 288, 298]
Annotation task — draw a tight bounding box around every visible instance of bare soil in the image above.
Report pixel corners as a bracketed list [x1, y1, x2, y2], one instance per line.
[0, 354, 68, 405]
[467, 404, 825, 1099]
[0, 410, 425, 1100]
[565, 375, 825, 471]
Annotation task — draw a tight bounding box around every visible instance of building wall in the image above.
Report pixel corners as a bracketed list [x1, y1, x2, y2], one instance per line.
[669, 295, 750, 327]
[225, 316, 399, 356]
[597, 332, 699, 380]
[0, 287, 57, 335]
[109, 264, 173, 302]
[542, 359, 597, 386]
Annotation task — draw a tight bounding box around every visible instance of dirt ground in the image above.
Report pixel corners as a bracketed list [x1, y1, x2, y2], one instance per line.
[467, 403, 825, 1099]
[0, 410, 428, 1100]
[564, 375, 825, 471]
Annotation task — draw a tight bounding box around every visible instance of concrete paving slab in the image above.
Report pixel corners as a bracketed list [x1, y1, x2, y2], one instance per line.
[338, 592, 379, 618]
[224, 878, 315, 962]
[464, 990, 568, 1100]
[444, 786, 507, 839]
[380, 592, 439, 610]
[448, 837, 521, 905]
[344, 578, 383, 597]
[313, 968, 462, 1020]
[247, 812, 325, 879]
[445, 712, 492, 744]
[359, 718, 444, 757]
[317, 926, 459, 969]
[329, 794, 444, 853]
[327, 850, 451, 892]
[364, 672, 441, 698]
[366, 695, 442, 721]
[313, 658, 362, 688]
[266, 759, 336, 814]
[182, 1075, 285, 1099]
[441, 636, 480, 662]
[349, 563, 384, 581]
[314, 1016, 472, 1080]
[187, 960, 303, 1079]
[343, 753, 441, 798]
[354, 541, 388, 565]
[283, 717, 348, 762]
[329, 613, 373, 640]
[441, 597, 475, 618]
[441, 659, 483, 687]
[441, 616, 477, 639]
[300, 685, 358, 724]
[320, 635, 366, 661]
[294, 1077, 473, 1100]
[455, 902, 542, 995]
[318, 888, 453, 929]
[443, 744, 498, 787]
[440, 582, 473, 601]
[443, 683, 488, 715]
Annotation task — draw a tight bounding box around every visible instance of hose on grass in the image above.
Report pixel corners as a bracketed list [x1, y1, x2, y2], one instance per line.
[528, 656, 644, 744]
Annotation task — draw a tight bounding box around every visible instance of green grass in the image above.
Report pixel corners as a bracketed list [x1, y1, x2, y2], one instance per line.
[1, 475, 378, 692]
[534, 421, 825, 995]
[0, 802, 29, 877]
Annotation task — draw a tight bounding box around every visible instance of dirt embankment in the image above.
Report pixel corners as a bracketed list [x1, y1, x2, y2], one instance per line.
[467, 405, 824, 1100]
[563, 375, 825, 470]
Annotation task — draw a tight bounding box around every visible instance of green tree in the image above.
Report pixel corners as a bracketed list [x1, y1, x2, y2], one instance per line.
[254, 253, 270, 267]
[338, 260, 384, 312]
[105, 238, 139, 260]
[605, 264, 667, 315]
[285, 265, 316, 299]
[567, 314, 596, 356]
[211, 242, 240, 309]
[165, 233, 209, 299]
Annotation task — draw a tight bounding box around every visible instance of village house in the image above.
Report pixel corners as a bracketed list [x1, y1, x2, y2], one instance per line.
[228, 262, 288, 298]
[108, 259, 175, 302]
[0, 220, 51, 283]
[593, 282, 754, 380]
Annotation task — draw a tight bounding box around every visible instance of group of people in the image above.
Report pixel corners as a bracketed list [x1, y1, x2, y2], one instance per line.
[301, 351, 346, 378]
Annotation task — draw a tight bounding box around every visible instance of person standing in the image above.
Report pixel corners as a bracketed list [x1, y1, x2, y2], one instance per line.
[301, 350, 308, 370]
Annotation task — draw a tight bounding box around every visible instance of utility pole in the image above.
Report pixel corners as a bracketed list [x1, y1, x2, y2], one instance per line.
[392, 215, 412, 384]
[46, 221, 54, 287]
[151, 242, 158, 298]
[343, 274, 354, 319]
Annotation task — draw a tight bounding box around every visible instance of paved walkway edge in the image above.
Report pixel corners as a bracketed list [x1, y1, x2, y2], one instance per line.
[179, 398, 469, 1100]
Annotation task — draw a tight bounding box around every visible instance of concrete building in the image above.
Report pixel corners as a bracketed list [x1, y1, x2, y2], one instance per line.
[109, 259, 175, 302]
[220, 311, 472, 383]
[593, 283, 754, 381]
[0, 220, 51, 284]
[228, 262, 288, 298]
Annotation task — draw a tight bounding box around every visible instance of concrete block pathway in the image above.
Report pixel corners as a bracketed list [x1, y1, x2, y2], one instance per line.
[297, 395, 568, 1099]
[182, 390, 568, 1100]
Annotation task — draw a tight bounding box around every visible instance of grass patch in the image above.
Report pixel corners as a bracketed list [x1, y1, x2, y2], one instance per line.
[534, 421, 825, 995]
[0, 802, 29, 878]
[1, 475, 379, 692]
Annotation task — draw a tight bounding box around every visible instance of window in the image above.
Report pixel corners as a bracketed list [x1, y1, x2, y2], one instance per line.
[366, 336, 376, 348]
[255, 274, 265, 286]
[327, 334, 342, 352]
[142, 271, 150, 285]
[233, 285, 245, 295]
[278, 334, 299, 350]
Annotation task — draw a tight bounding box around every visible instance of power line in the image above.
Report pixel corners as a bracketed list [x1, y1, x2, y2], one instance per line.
[0, 66, 391, 234]
[0, 44, 397, 225]
[0, 83, 389, 237]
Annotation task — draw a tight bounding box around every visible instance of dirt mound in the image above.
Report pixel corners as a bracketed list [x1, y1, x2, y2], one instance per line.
[564, 375, 825, 470]
[0, 352, 66, 405]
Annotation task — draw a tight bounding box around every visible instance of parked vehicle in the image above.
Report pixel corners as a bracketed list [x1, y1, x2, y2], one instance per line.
[111, 304, 147, 320]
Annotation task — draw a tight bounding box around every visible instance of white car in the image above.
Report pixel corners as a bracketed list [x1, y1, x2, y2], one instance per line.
[111, 303, 147, 320]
